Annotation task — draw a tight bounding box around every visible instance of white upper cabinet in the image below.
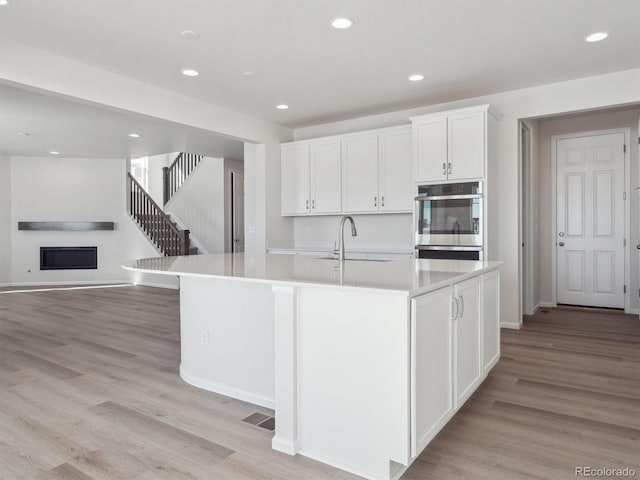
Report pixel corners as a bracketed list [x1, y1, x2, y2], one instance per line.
[411, 105, 492, 183]
[281, 124, 415, 216]
[310, 140, 342, 214]
[342, 133, 379, 213]
[281, 142, 311, 215]
[448, 110, 485, 180]
[281, 140, 341, 216]
[413, 115, 448, 182]
[379, 127, 413, 212]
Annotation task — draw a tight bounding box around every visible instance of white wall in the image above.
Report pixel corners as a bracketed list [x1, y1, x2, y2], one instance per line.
[9, 156, 176, 287]
[295, 69, 640, 327]
[0, 154, 11, 285]
[164, 157, 226, 254]
[0, 40, 294, 255]
[293, 214, 413, 251]
[536, 106, 640, 311]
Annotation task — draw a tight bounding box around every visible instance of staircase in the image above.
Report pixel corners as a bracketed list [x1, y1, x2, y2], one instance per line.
[127, 172, 193, 256]
[163, 152, 203, 205]
[128, 152, 205, 257]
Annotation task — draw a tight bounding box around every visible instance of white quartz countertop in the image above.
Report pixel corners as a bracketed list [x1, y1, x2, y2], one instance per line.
[124, 254, 501, 297]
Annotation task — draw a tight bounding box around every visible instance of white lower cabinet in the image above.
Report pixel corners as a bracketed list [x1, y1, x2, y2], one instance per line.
[411, 286, 454, 456]
[411, 270, 499, 459]
[482, 269, 500, 373]
[452, 275, 482, 409]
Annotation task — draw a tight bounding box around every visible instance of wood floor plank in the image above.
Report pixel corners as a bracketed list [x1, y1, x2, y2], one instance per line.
[1, 285, 638, 479]
[90, 401, 235, 462]
[35, 463, 96, 480]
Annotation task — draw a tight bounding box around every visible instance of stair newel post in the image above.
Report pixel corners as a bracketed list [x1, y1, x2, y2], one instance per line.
[182, 229, 191, 256]
[162, 166, 169, 206]
[126, 173, 132, 217]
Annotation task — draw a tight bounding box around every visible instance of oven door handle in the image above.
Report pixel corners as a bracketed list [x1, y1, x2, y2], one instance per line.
[415, 194, 483, 201]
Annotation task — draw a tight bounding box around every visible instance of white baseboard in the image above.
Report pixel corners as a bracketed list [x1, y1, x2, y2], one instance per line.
[298, 447, 395, 480]
[539, 301, 555, 308]
[271, 437, 299, 456]
[180, 366, 275, 409]
[626, 308, 639, 315]
[500, 322, 521, 330]
[135, 281, 179, 290]
[6, 280, 131, 287]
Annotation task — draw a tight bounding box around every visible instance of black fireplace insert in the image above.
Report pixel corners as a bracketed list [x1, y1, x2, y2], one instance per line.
[40, 247, 98, 270]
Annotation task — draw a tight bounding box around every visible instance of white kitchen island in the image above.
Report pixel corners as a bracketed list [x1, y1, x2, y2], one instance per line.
[123, 254, 501, 480]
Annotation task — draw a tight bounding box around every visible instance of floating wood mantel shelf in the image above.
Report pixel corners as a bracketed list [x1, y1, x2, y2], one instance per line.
[18, 221, 115, 231]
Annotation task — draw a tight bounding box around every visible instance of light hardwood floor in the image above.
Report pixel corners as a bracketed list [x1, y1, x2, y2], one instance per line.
[1, 286, 638, 479]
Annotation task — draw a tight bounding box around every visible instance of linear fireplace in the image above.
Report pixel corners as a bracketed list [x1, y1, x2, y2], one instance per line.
[40, 247, 98, 270]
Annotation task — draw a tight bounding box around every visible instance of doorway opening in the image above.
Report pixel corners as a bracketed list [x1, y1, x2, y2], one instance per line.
[518, 105, 639, 317]
[230, 170, 245, 253]
[520, 122, 534, 316]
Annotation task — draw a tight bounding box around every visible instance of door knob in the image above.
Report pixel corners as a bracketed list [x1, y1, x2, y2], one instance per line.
[636, 244, 640, 250]
[559, 242, 565, 247]
[559, 232, 565, 237]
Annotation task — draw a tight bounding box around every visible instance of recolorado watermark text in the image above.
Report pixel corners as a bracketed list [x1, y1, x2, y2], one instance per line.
[576, 466, 636, 477]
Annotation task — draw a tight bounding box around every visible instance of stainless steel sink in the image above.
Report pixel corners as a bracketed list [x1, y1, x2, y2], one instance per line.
[315, 257, 391, 262]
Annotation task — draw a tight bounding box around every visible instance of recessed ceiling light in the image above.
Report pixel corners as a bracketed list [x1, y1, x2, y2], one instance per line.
[180, 30, 200, 40]
[128, 133, 141, 138]
[241, 71, 257, 78]
[181, 69, 199, 77]
[331, 17, 354, 29]
[17, 132, 30, 136]
[408, 74, 424, 82]
[585, 32, 608, 42]
[0, 0, 9, 6]
[49, 151, 60, 155]
[276, 104, 289, 110]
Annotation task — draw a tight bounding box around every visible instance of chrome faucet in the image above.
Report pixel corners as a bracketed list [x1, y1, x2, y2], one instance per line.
[336, 215, 357, 262]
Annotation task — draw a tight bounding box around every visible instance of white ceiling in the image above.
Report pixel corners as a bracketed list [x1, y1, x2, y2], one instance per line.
[0, 0, 638, 129]
[0, 83, 244, 159]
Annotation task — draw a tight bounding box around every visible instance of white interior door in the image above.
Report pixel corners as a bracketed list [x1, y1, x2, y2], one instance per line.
[232, 171, 245, 253]
[556, 133, 625, 308]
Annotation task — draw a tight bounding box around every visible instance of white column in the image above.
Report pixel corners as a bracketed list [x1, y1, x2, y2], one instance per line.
[271, 284, 299, 455]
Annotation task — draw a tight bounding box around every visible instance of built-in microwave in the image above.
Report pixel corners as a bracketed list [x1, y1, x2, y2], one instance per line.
[415, 181, 483, 247]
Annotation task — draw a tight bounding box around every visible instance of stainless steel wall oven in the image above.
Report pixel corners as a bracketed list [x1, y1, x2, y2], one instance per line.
[415, 181, 483, 260]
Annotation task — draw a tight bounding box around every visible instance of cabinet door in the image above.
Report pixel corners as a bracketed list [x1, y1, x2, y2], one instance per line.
[482, 270, 500, 373]
[453, 275, 482, 409]
[448, 110, 485, 180]
[413, 116, 447, 183]
[411, 287, 454, 457]
[342, 134, 379, 212]
[281, 143, 310, 215]
[310, 140, 342, 214]
[379, 128, 412, 212]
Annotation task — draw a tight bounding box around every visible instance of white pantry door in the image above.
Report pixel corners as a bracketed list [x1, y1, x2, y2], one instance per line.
[556, 132, 625, 308]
